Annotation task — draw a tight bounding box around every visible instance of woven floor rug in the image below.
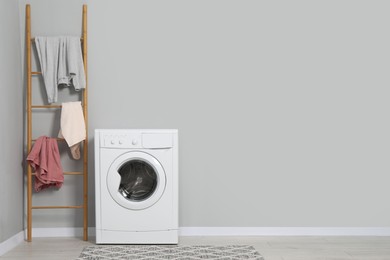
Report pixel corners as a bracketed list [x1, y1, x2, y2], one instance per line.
[76, 245, 263, 260]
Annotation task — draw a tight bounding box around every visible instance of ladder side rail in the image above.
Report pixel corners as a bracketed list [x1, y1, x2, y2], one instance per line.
[82, 4, 88, 241]
[26, 4, 33, 242]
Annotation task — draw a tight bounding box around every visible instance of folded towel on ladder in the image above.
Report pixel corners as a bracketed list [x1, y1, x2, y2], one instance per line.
[27, 136, 64, 192]
[59, 101, 86, 160]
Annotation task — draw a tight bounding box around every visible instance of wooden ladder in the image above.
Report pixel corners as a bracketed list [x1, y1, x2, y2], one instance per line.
[25, 4, 88, 242]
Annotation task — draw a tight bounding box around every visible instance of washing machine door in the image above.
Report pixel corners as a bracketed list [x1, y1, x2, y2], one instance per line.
[106, 151, 166, 210]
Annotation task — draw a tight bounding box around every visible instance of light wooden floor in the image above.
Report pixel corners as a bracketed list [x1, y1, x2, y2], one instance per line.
[2, 236, 390, 259]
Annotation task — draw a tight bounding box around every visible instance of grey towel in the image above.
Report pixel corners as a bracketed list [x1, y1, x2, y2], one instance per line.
[35, 36, 86, 103]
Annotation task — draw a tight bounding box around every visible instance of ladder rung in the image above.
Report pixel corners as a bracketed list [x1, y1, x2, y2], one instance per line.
[31, 71, 42, 75]
[31, 138, 86, 143]
[32, 205, 83, 209]
[32, 171, 83, 176]
[31, 105, 61, 108]
[31, 37, 84, 42]
[32, 138, 65, 142]
[31, 104, 85, 109]
[63, 171, 83, 175]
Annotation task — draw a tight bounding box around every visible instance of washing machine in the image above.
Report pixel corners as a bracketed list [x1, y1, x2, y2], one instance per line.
[94, 129, 178, 244]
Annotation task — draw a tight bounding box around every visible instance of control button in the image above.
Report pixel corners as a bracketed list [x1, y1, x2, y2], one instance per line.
[119, 140, 123, 145]
[132, 139, 138, 145]
[111, 140, 115, 145]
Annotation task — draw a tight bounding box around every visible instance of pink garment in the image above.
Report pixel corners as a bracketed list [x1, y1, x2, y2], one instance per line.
[27, 136, 64, 192]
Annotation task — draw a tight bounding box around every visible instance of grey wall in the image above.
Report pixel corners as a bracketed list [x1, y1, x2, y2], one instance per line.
[0, 0, 24, 243]
[19, 0, 390, 229]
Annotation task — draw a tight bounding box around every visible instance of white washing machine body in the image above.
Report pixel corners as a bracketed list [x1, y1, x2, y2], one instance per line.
[95, 129, 178, 244]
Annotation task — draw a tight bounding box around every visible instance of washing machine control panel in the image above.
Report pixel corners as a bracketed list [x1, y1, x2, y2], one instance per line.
[102, 133, 142, 148]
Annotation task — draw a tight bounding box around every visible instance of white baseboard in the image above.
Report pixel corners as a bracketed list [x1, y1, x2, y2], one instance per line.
[179, 227, 390, 236]
[0, 231, 24, 256]
[30, 227, 96, 237]
[13, 227, 390, 241]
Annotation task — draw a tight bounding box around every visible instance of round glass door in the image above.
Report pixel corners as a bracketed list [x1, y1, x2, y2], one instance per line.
[107, 151, 166, 210]
[118, 160, 157, 202]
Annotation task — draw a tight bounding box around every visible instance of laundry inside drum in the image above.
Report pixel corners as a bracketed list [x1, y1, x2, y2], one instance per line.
[117, 160, 158, 201]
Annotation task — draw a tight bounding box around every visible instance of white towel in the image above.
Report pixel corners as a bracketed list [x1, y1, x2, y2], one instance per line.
[58, 101, 86, 160]
[35, 36, 86, 103]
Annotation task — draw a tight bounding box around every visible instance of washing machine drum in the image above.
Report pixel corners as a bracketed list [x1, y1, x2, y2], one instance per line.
[107, 151, 166, 210]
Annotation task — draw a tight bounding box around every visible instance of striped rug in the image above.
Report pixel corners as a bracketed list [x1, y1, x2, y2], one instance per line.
[76, 245, 263, 259]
